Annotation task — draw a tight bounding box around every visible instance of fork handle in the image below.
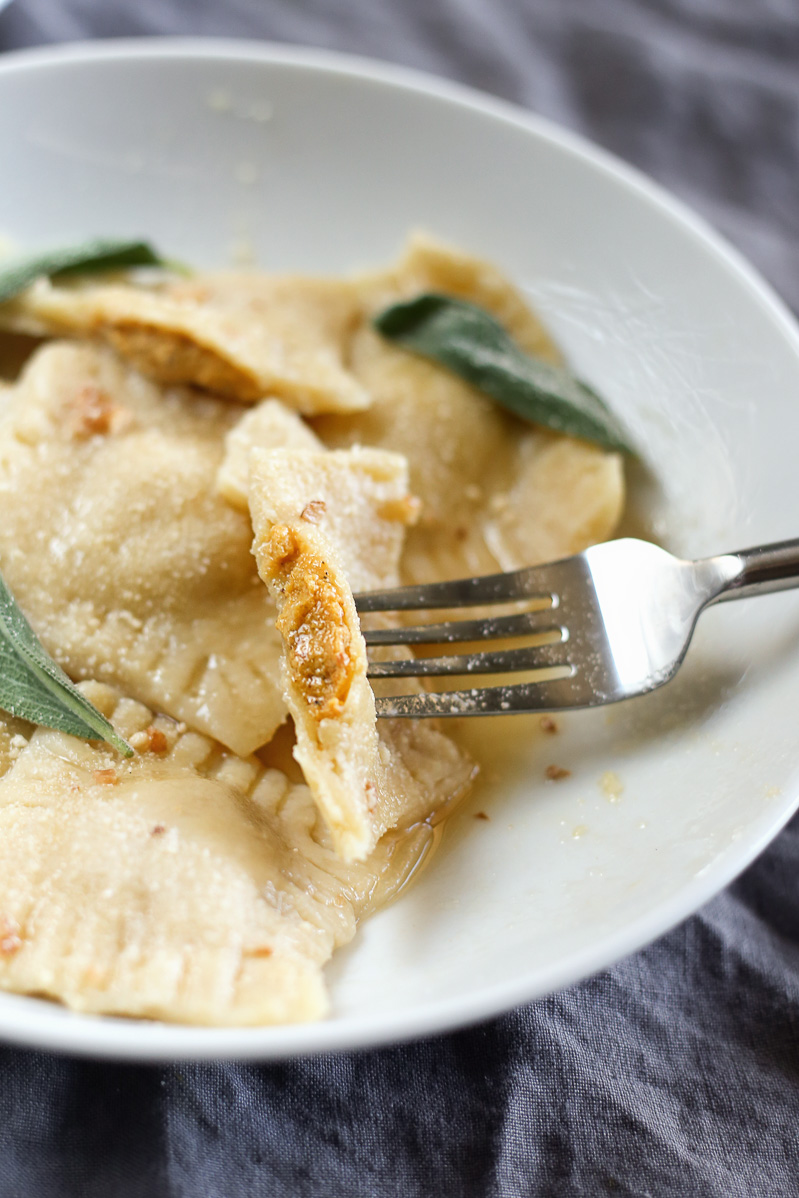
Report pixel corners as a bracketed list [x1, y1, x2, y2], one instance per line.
[711, 537, 799, 602]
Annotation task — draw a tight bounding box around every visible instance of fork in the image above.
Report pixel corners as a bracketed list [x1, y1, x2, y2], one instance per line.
[354, 537, 799, 718]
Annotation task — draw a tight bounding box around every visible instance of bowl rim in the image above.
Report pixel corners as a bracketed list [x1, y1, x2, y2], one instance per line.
[1, 36, 799, 1061]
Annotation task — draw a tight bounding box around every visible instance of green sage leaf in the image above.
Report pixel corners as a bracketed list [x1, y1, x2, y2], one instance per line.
[0, 237, 168, 304]
[374, 293, 634, 455]
[0, 571, 132, 757]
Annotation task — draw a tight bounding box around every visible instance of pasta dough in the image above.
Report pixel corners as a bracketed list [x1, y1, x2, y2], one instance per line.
[216, 398, 322, 512]
[249, 445, 419, 593]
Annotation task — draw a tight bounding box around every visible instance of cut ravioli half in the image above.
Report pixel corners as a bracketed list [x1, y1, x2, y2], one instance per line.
[250, 446, 420, 593]
[0, 341, 286, 756]
[316, 233, 625, 582]
[0, 272, 369, 413]
[217, 398, 322, 512]
[250, 447, 474, 861]
[0, 684, 465, 1025]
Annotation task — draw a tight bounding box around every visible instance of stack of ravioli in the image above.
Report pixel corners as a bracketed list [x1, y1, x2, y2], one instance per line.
[0, 236, 623, 1025]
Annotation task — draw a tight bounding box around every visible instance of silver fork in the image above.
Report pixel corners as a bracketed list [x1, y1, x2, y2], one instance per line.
[355, 537, 799, 718]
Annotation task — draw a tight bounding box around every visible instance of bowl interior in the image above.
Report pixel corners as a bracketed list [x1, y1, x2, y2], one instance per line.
[1, 41, 799, 1059]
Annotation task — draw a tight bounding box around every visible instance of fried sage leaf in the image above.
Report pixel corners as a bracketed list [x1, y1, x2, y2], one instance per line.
[374, 292, 634, 454]
[0, 571, 132, 757]
[0, 238, 167, 304]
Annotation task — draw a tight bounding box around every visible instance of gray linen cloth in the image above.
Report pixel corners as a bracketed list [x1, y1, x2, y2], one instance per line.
[1, 1, 798, 1194]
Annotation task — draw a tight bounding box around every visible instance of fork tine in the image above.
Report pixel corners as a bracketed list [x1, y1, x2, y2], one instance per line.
[374, 675, 579, 718]
[362, 609, 559, 646]
[354, 565, 555, 612]
[367, 642, 569, 678]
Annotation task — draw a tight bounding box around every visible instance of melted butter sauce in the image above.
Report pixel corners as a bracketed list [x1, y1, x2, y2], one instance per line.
[371, 714, 546, 914]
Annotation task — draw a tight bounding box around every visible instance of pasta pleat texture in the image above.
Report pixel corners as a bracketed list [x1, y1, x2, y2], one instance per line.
[0, 683, 467, 1024]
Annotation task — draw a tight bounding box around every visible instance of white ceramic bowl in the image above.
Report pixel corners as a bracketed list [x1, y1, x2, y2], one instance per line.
[1, 39, 799, 1061]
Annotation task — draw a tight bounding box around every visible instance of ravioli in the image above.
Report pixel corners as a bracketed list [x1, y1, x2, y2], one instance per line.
[0, 272, 368, 414]
[0, 341, 286, 756]
[316, 234, 625, 582]
[249, 447, 473, 861]
[0, 684, 463, 1025]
